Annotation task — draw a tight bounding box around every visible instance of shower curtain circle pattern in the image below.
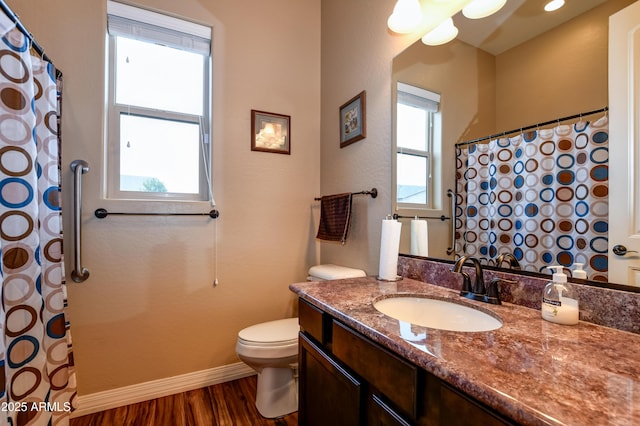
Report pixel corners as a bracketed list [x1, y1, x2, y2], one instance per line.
[455, 113, 609, 281]
[0, 14, 76, 426]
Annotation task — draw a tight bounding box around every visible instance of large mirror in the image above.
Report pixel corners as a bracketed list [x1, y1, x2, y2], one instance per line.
[392, 0, 637, 289]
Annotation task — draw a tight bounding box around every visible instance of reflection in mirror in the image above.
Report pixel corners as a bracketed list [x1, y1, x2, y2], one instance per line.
[454, 112, 609, 281]
[396, 83, 441, 211]
[392, 0, 637, 289]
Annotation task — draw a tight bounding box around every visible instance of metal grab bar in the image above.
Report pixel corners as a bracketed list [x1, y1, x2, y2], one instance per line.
[447, 189, 455, 255]
[70, 160, 90, 283]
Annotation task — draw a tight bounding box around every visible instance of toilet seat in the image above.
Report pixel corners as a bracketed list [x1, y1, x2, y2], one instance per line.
[236, 318, 299, 360]
[238, 317, 299, 344]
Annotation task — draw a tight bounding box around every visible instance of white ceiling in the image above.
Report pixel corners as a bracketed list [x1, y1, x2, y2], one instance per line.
[454, 0, 608, 55]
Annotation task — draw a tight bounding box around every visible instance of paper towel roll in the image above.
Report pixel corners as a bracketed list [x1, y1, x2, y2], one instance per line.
[378, 218, 402, 280]
[410, 219, 429, 257]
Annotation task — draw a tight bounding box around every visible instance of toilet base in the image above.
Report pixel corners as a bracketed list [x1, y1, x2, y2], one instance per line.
[255, 365, 298, 418]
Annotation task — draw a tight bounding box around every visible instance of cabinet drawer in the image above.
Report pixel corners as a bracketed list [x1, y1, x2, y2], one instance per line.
[440, 382, 516, 426]
[332, 320, 419, 419]
[299, 298, 325, 343]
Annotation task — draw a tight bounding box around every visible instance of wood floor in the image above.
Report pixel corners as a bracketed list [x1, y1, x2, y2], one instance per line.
[69, 375, 298, 426]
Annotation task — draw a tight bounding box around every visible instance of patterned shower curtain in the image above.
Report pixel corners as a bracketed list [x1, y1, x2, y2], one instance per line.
[455, 115, 609, 282]
[0, 13, 76, 426]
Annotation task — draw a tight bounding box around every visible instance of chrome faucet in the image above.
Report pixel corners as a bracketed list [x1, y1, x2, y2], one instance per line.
[452, 256, 506, 305]
[496, 252, 521, 270]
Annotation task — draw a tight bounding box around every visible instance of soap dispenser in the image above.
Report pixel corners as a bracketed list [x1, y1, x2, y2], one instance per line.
[541, 266, 579, 325]
[572, 263, 587, 280]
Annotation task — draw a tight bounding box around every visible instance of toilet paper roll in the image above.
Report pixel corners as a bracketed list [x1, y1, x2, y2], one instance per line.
[378, 218, 402, 280]
[410, 219, 429, 257]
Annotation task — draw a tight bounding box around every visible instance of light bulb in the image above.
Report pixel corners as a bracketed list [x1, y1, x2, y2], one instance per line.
[387, 0, 423, 34]
[421, 18, 458, 46]
[544, 0, 565, 12]
[462, 0, 507, 19]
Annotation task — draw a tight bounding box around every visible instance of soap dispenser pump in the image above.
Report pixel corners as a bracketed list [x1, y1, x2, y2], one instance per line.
[542, 266, 579, 325]
[572, 263, 587, 280]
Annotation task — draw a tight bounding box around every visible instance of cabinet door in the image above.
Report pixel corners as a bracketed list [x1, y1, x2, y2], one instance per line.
[332, 320, 418, 419]
[367, 394, 412, 426]
[299, 332, 363, 426]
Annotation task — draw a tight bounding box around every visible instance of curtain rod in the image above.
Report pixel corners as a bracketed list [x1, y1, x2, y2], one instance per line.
[0, 0, 62, 78]
[455, 106, 608, 148]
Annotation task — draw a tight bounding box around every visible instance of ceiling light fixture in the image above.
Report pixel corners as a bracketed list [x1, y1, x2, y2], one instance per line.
[462, 0, 507, 19]
[544, 0, 565, 12]
[387, 0, 424, 34]
[421, 18, 459, 46]
[387, 0, 509, 47]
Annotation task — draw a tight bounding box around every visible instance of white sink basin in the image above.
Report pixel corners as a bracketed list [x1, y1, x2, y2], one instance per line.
[373, 296, 502, 332]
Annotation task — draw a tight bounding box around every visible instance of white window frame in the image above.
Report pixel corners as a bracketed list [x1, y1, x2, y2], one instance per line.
[394, 82, 442, 212]
[105, 1, 213, 204]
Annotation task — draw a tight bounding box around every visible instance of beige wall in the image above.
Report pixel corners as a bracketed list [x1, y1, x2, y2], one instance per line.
[10, 0, 320, 395]
[392, 40, 496, 258]
[496, 0, 634, 130]
[319, 0, 419, 274]
[393, 39, 497, 145]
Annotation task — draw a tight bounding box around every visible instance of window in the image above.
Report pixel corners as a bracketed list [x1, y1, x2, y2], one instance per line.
[106, 1, 212, 202]
[395, 82, 441, 210]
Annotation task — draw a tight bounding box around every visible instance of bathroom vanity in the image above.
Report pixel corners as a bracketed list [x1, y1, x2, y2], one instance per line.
[298, 298, 512, 425]
[290, 276, 640, 425]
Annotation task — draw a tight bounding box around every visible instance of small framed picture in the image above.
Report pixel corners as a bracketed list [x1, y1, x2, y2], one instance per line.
[251, 110, 291, 155]
[339, 90, 366, 148]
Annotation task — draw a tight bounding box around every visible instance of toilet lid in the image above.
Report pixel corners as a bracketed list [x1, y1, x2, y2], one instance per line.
[308, 264, 366, 280]
[238, 318, 299, 344]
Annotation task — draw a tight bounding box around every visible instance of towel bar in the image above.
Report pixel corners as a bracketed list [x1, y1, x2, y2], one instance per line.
[393, 189, 455, 256]
[94, 209, 220, 219]
[393, 214, 449, 221]
[314, 188, 377, 201]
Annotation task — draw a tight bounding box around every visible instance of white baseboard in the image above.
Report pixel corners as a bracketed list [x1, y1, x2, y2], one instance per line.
[70, 362, 255, 418]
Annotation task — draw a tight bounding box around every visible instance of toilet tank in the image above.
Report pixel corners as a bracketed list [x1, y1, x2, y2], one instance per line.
[308, 264, 366, 281]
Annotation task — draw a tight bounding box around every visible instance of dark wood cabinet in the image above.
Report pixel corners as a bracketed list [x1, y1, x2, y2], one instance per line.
[332, 320, 419, 419]
[439, 383, 515, 426]
[367, 394, 413, 426]
[299, 333, 362, 426]
[297, 298, 517, 426]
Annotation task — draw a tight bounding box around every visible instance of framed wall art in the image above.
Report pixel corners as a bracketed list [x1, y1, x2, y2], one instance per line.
[251, 110, 291, 155]
[339, 90, 366, 148]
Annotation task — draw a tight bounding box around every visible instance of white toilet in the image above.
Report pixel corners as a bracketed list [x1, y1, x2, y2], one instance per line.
[236, 264, 366, 418]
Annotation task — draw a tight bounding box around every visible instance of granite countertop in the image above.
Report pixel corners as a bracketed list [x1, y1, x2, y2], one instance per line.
[289, 276, 640, 426]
